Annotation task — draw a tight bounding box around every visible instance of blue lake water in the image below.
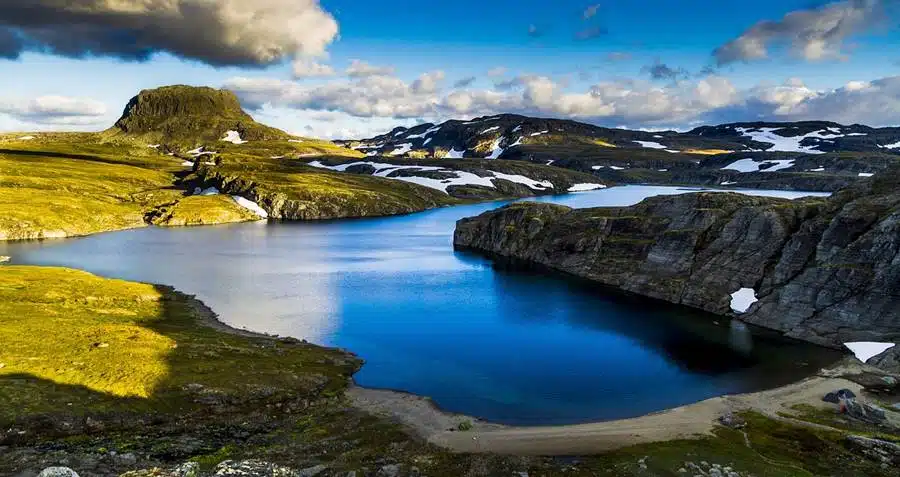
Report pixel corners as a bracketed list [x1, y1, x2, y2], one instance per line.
[1, 186, 841, 425]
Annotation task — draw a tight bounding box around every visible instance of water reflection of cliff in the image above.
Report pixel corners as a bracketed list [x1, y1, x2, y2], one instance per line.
[486, 257, 839, 383]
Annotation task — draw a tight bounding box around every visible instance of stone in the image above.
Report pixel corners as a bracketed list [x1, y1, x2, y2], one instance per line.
[842, 398, 888, 425]
[172, 462, 200, 477]
[116, 452, 138, 466]
[717, 413, 746, 429]
[377, 464, 401, 477]
[214, 460, 298, 477]
[38, 468, 80, 477]
[298, 465, 327, 477]
[823, 389, 856, 403]
[846, 435, 900, 467]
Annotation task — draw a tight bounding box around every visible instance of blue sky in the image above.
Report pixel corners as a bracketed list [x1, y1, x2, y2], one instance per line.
[0, 0, 898, 137]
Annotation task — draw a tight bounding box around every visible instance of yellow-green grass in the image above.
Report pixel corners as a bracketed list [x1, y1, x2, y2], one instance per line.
[592, 139, 618, 148]
[0, 266, 358, 423]
[682, 148, 734, 155]
[150, 195, 261, 227]
[205, 137, 363, 160]
[0, 135, 184, 240]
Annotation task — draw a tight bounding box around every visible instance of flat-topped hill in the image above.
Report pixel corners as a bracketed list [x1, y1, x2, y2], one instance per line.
[109, 85, 290, 144]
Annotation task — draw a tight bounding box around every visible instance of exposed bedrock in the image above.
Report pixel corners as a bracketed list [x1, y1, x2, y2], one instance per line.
[453, 173, 900, 350]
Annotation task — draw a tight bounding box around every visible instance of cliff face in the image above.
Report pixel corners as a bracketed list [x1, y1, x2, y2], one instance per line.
[454, 175, 900, 349]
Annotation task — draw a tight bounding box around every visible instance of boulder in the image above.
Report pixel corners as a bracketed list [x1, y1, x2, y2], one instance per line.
[38, 468, 80, 477]
[822, 389, 857, 403]
[846, 435, 900, 467]
[841, 398, 888, 425]
[214, 460, 298, 477]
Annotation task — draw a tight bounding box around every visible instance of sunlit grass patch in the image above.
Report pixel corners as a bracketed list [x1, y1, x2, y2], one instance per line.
[0, 267, 174, 398]
[682, 148, 733, 155]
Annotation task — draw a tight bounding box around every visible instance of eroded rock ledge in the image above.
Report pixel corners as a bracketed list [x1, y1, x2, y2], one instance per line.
[453, 175, 900, 352]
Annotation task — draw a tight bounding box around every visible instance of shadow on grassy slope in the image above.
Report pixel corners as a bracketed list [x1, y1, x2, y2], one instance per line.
[0, 266, 358, 440]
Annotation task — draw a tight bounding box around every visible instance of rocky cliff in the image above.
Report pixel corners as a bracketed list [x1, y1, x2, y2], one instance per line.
[454, 172, 900, 350]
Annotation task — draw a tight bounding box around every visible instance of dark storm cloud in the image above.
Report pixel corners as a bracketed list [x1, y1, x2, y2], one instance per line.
[0, 0, 338, 67]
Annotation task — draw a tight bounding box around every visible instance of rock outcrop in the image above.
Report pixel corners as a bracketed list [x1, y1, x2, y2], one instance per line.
[454, 171, 900, 350]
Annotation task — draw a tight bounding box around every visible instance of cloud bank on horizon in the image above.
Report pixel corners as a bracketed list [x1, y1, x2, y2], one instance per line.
[0, 0, 898, 138]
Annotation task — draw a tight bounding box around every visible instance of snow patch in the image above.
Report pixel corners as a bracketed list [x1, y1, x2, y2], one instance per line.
[181, 161, 194, 167]
[308, 160, 555, 194]
[512, 125, 522, 132]
[509, 137, 524, 147]
[722, 158, 795, 173]
[808, 167, 825, 172]
[529, 130, 549, 137]
[545, 160, 555, 166]
[736, 127, 827, 154]
[18, 135, 35, 140]
[633, 140, 667, 149]
[446, 148, 465, 159]
[288, 139, 304, 143]
[187, 147, 218, 157]
[881, 141, 900, 149]
[423, 138, 433, 146]
[720, 181, 737, 185]
[389, 143, 414, 156]
[492, 172, 553, 190]
[730, 288, 758, 313]
[844, 342, 895, 363]
[222, 130, 247, 144]
[406, 125, 442, 139]
[480, 126, 501, 135]
[568, 183, 607, 192]
[859, 172, 875, 177]
[658, 169, 668, 172]
[485, 138, 504, 159]
[232, 196, 269, 218]
[147, 144, 160, 149]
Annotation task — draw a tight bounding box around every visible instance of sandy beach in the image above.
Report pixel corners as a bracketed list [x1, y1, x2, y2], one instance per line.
[349, 360, 888, 456]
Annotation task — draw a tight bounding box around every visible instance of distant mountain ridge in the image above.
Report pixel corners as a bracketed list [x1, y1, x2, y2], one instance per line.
[338, 114, 900, 159]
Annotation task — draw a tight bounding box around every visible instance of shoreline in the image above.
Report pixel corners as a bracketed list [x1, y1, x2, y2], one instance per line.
[0, 183, 834, 244]
[348, 361, 884, 455]
[174, 283, 889, 456]
[7, 266, 896, 458]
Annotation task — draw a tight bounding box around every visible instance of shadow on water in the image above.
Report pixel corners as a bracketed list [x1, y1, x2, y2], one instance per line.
[472, 250, 842, 380]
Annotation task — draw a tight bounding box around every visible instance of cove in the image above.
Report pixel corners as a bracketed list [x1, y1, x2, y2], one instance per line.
[1, 186, 842, 426]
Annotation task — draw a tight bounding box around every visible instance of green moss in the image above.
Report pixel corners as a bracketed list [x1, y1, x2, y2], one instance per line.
[190, 445, 236, 471]
[0, 135, 184, 240]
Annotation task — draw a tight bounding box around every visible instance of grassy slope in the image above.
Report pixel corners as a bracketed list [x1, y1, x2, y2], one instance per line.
[0, 134, 184, 240]
[195, 152, 461, 219]
[150, 195, 260, 227]
[0, 134, 369, 239]
[2, 266, 898, 476]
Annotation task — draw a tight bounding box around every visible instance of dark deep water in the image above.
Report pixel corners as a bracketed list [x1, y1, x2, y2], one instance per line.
[1, 186, 841, 425]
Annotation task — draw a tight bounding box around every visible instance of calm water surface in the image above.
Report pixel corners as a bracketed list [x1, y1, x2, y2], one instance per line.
[2, 186, 841, 425]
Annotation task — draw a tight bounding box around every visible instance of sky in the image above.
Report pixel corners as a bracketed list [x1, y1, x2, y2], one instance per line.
[0, 0, 899, 138]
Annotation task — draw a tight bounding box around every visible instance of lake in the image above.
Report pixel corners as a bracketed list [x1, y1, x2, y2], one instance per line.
[1, 186, 841, 425]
